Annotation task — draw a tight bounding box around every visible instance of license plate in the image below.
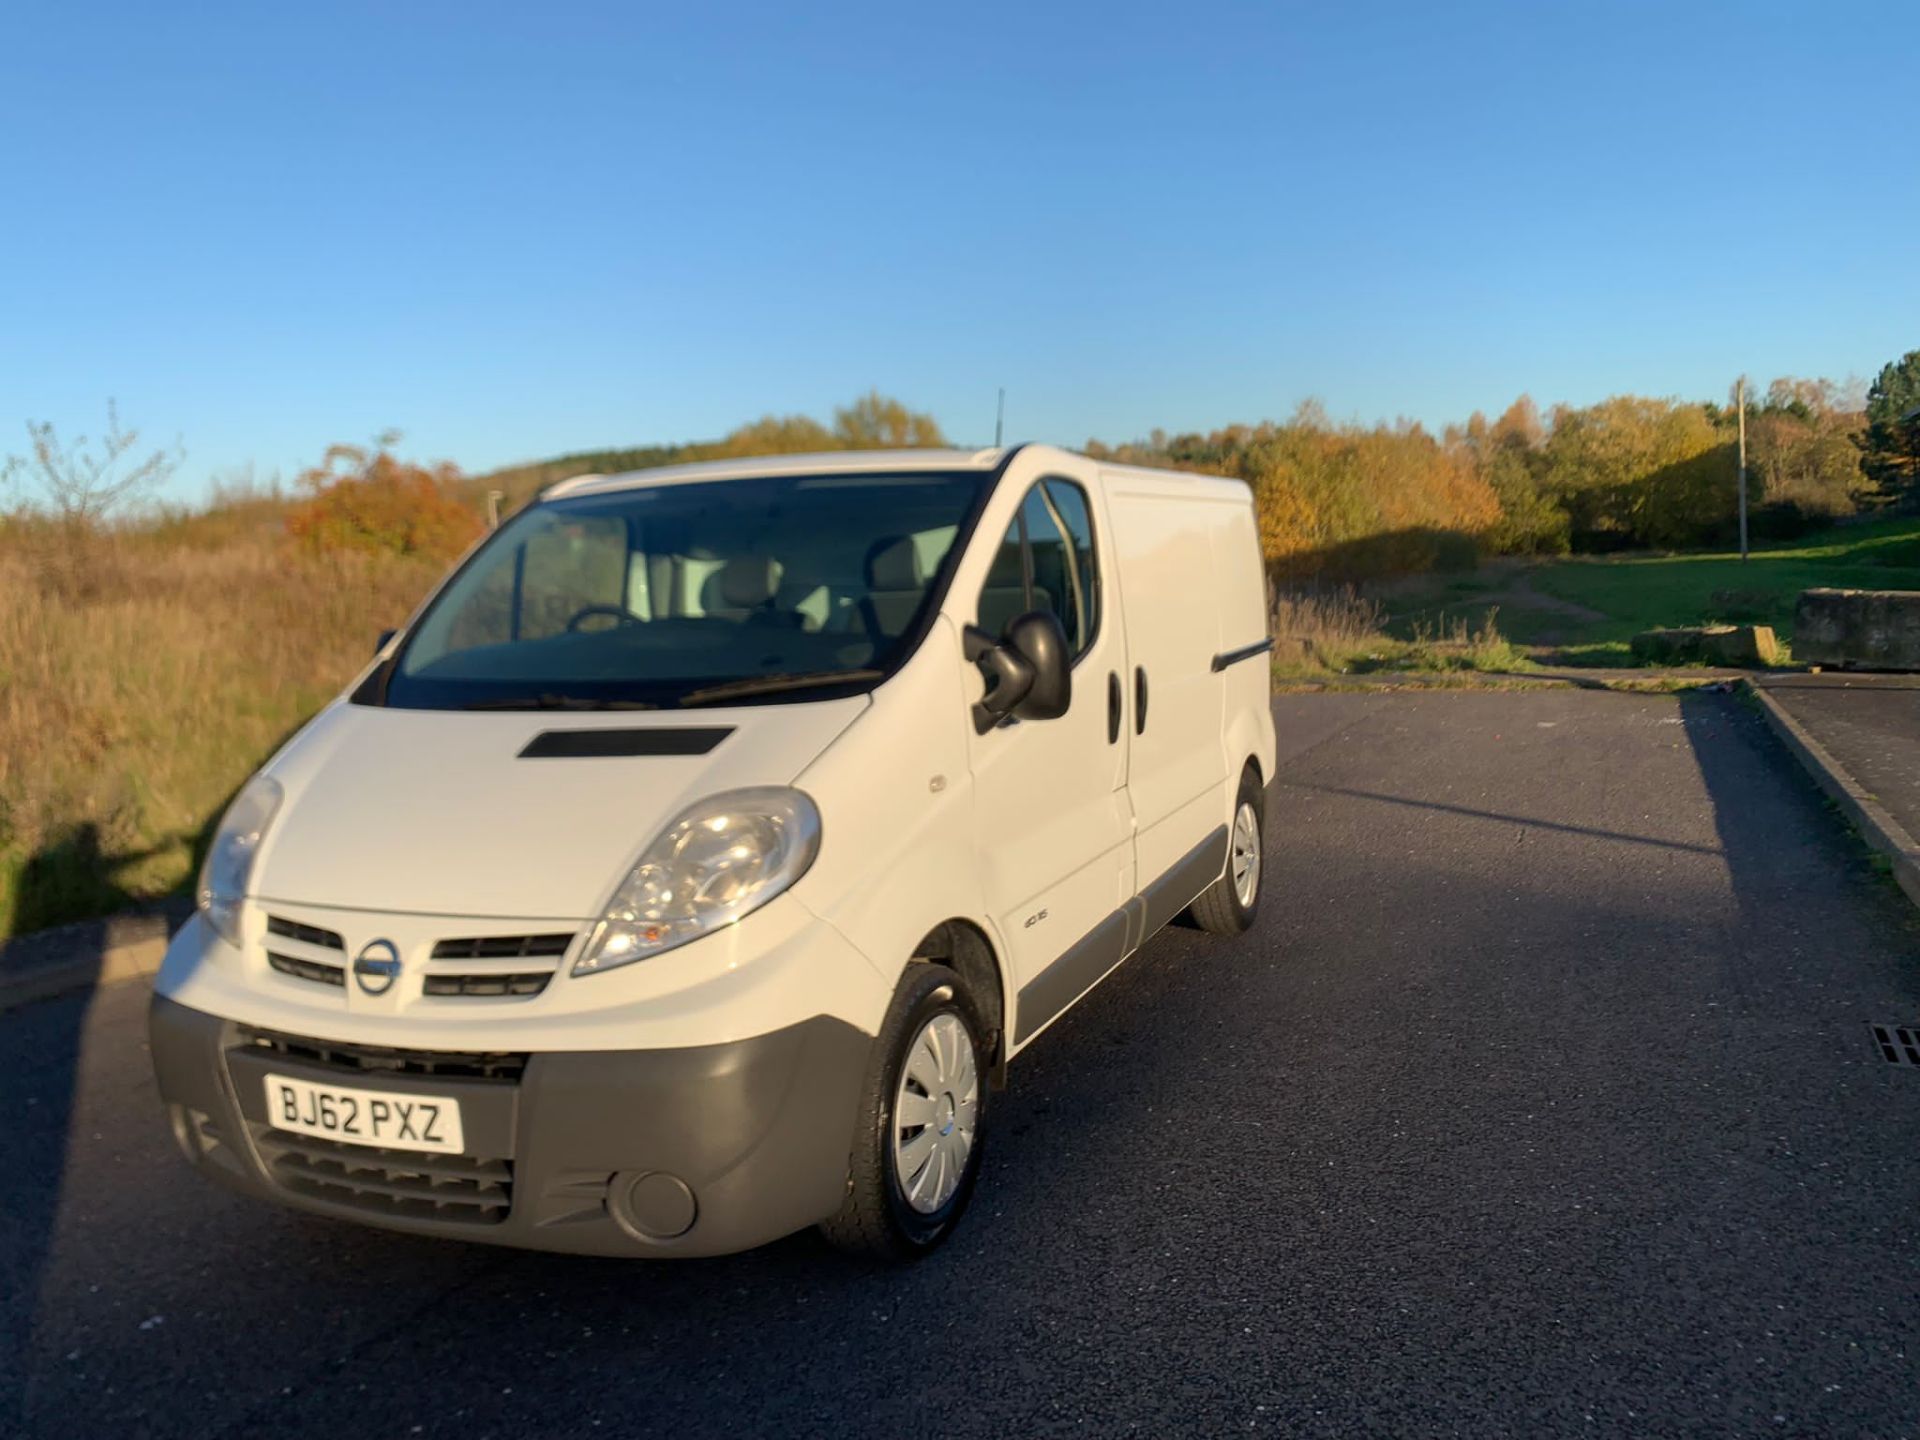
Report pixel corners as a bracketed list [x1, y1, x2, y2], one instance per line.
[263, 1073, 465, 1154]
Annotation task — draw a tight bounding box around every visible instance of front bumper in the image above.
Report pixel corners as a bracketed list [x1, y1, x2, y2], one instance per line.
[150, 994, 874, 1257]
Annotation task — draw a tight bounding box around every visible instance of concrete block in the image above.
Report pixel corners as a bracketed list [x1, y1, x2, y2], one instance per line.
[1794, 589, 1920, 671]
[1630, 624, 1780, 667]
[1712, 625, 1782, 666]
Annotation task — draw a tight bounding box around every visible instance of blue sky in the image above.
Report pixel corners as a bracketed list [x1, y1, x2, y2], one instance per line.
[2, 0, 1913, 501]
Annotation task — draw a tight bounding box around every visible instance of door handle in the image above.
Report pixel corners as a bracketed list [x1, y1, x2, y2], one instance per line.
[1134, 666, 1148, 735]
[1107, 671, 1122, 744]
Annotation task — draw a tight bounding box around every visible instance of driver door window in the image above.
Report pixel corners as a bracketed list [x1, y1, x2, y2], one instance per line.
[976, 479, 1100, 658]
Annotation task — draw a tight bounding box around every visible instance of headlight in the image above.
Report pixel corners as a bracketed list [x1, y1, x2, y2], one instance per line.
[573, 787, 821, 975]
[196, 774, 284, 946]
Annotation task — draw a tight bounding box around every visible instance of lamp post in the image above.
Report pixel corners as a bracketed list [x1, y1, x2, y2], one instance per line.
[1737, 376, 1749, 562]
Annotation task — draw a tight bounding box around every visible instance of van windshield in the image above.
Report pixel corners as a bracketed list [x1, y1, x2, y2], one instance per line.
[375, 471, 989, 710]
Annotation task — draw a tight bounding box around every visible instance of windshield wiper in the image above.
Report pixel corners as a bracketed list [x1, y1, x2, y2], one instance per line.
[674, 670, 884, 707]
[462, 693, 659, 711]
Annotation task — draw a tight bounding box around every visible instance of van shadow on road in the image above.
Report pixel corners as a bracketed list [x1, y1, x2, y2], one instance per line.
[3, 814, 214, 1434]
[5, 823, 130, 1428]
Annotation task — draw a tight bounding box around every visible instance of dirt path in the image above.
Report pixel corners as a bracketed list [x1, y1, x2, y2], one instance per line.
[1495, 570, 1607, 623]
[1377, 564, 1610, 648]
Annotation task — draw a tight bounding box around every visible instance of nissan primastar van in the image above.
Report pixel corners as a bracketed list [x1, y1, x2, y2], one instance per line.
[150, 443, 1277, 1260]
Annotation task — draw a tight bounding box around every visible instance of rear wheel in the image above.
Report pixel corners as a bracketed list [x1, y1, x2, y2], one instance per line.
[1188, 766, 1264, 935]
[820, 963, 988, 1261]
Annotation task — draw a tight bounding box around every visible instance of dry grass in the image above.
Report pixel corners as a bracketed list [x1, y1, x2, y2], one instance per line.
[1268, 588, 1390, 670]
[1270, 585, 1529, 677]
[0, 526, 440, 938]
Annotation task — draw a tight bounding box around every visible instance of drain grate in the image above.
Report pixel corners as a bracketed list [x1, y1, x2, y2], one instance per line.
[1870, 1024, 1920, 1066]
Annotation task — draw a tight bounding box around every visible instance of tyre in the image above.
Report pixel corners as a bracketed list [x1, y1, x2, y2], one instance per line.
[820, 962, 988, 1261]
[1188, 766, 1265, 935]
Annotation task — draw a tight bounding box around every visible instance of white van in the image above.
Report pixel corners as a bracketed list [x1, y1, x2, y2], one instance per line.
[151, 444, 1277, 1260]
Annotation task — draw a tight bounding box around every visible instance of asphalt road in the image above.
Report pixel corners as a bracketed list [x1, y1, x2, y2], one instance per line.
[7, 692, 1919, 1439]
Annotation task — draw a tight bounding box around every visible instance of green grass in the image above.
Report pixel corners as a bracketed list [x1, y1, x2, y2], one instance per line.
[1376, 515, 1920, 667]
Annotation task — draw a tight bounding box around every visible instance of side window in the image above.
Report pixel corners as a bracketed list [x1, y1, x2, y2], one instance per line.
[974, 479, 1100, 659]
[1037, 479, 1098, 655]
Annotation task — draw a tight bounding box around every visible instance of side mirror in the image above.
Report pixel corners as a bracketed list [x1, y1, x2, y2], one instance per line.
[963, 610, 1071, 734]
[376, 628, 398, 655]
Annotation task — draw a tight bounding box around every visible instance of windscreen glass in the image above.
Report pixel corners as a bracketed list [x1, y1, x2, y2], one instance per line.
[379, 471, 987, 710]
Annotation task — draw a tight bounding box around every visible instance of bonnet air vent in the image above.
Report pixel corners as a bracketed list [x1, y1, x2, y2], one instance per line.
[519, 727, 732, 759]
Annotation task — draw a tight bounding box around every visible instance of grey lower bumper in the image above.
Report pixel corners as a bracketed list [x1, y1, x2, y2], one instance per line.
[149, 994, 874, 1257]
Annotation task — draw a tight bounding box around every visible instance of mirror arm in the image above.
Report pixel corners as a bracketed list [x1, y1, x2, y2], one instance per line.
[962, 625, 1033, 733]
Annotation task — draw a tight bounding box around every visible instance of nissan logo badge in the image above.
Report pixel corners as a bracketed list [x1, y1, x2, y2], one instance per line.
[353, 939, 402, 996]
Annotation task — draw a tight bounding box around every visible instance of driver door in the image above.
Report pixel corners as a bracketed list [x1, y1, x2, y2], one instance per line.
[962, 476, 1133, 1046]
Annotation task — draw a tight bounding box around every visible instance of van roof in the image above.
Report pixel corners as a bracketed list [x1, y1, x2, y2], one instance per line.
[548, 447, 1019, 499]
[545, 443, 1251, 503]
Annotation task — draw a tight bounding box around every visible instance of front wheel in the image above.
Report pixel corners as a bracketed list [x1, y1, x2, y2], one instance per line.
[1188, 767, 1265, 935]
[820, 963, 988, 1261]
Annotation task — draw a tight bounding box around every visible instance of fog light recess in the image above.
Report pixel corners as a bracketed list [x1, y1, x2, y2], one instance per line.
[611, 1170, 698, 1241]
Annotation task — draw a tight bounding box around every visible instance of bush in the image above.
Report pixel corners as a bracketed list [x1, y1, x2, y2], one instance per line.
[286, 444, 482, 561]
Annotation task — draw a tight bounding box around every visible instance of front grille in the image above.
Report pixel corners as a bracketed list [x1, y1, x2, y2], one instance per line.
[238, 1027, 527, 1082]
[253, 1128, 511, 1225]
[268, 952, 346, 987]
[266, 915, 345, 951]
[423, 971, 553, 998]
[431, 933, 573, 960]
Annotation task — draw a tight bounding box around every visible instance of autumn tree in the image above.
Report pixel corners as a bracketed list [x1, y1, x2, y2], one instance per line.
[1491, 395, 1546, 451]
[1087, 403, 1500, 582]
[1743, 377, 1865, 531]
[831, 391, 947, 449]
[1538, 396, 1733, 549]
[1458, 396, 1568, 555]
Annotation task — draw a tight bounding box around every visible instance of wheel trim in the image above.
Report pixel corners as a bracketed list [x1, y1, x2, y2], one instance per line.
[892, 1010, 979, 1214]
[1231, 800, 1260, 908]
